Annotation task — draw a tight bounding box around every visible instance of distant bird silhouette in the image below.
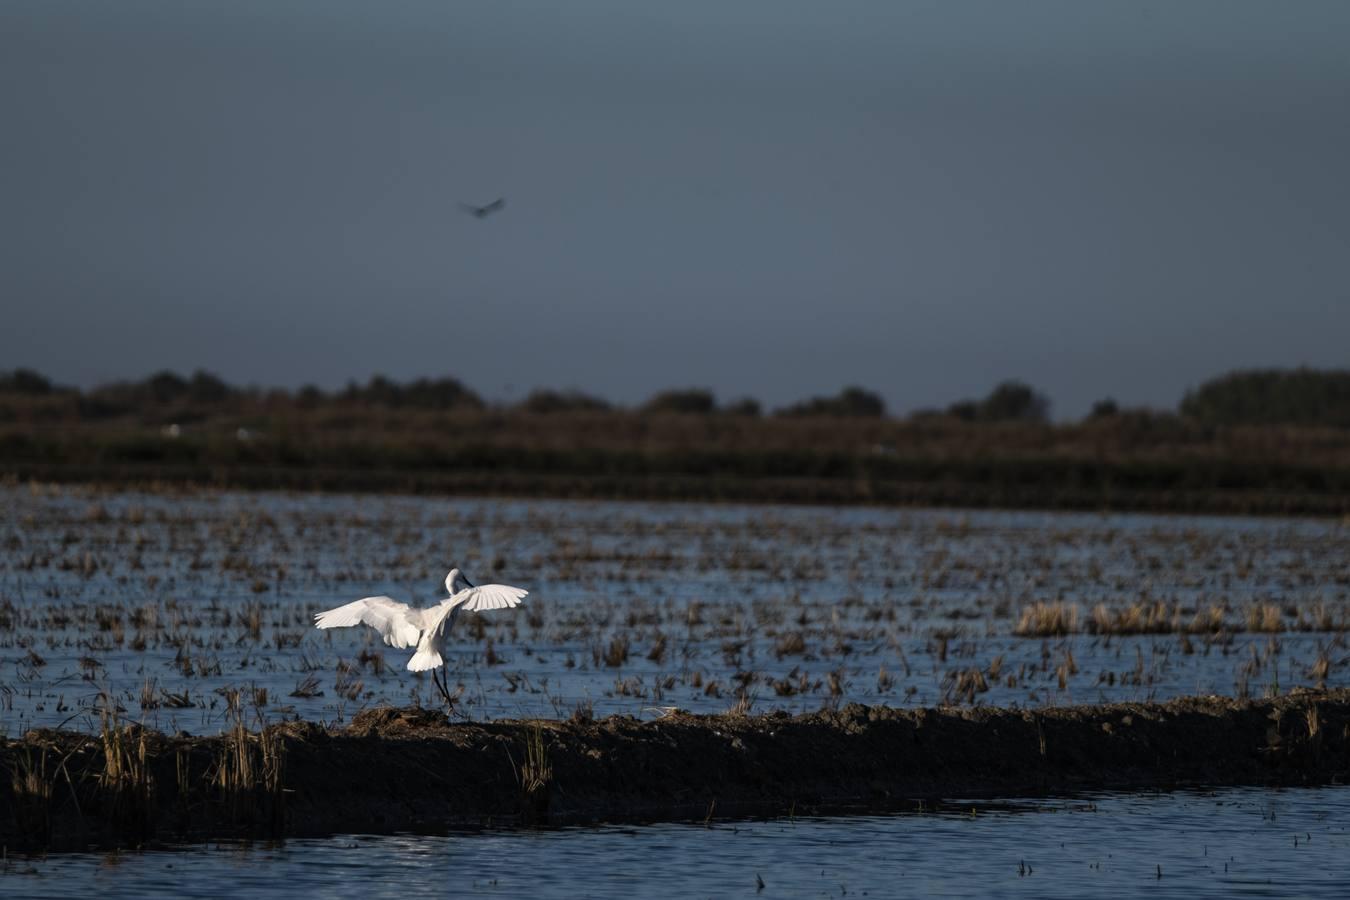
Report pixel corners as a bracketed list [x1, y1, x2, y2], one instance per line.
[459, 198, 505, 219]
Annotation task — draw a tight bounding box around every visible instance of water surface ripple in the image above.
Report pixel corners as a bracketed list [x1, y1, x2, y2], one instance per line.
[6, 787, 1349, 898]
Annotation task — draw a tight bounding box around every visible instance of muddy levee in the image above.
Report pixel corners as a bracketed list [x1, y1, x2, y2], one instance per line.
[3, 690, 1347, 850]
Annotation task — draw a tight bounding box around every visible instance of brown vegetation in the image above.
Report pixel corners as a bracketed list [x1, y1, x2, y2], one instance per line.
[4, 367, 1350, 514]
[2, 410, 1350, 515]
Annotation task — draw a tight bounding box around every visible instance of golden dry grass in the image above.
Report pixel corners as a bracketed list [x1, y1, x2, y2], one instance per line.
[1013, 602, 1078, 636]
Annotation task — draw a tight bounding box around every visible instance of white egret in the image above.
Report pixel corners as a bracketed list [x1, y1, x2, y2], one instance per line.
[314, 567, 527, 705]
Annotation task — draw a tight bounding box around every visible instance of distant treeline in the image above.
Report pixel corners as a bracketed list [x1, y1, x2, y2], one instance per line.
[1, 366, 1348, 428]
[5, 366, 1350, 516]
[0, 367, 1042, 423]
[1180, 369, 1350, 428]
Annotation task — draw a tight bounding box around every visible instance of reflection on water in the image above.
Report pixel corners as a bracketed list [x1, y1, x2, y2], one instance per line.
[6, 787, 1350, 898]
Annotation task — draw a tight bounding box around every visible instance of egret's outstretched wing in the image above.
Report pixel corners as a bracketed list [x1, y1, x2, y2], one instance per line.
[424, 584, 528, 638]
[314, 596, 422, 649]
[456, 583, 528, 612]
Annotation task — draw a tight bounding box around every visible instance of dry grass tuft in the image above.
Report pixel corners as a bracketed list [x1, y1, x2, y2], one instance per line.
[774, 631, 807, 658]
[602, 636, 630, 668]
[569, 698, 594, 724]
[942, 667, 990, 705]
[1309, 647, 1331, 688]
[508, 722, 553, 821]
[1246, 604, 1284, 633]
[1089, 601, 1173, 635]
[210, 690, 286, 831]
[10, 748, 53, 844]
[98, 708, 155, 838]
[876, 665, 895, 693]
[1013, 602, 1077, 637]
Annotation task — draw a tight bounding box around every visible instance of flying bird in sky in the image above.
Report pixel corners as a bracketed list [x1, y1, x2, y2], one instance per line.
[459, 198, 506, 219]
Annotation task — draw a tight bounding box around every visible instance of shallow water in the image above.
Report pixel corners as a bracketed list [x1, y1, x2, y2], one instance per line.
[2, 486, 1349, 733]
[6, 786, 1349, 898]
[5, 488, 1350, 896]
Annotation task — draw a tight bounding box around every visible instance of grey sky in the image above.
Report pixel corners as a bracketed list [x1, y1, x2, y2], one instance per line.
[3, 1, 1348, 417]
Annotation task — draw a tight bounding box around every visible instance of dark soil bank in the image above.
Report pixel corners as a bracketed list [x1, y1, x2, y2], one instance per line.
[4, 691, 1348, 851]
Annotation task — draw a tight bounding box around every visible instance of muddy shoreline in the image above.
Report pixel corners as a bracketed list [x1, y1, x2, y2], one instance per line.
[3, 691, 1347, 851]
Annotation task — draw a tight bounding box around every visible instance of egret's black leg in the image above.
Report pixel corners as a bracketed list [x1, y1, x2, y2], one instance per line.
[432, 666, 455, 711]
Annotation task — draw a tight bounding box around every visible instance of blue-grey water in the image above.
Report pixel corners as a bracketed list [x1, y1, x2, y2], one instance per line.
[5, 787, 1349, 898]
[4, 486, 1350, 895]
[2, 486, 1348, 734]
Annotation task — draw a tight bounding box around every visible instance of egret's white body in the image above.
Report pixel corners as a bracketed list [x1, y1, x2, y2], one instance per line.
[313, 568, 527, 673]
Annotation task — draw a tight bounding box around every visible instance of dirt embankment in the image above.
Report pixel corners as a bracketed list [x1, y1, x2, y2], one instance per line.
[3, 691, 1348, 851]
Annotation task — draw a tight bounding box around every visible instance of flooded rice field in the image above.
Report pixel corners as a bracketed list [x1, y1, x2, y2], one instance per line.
[7, 785, 1350, 898]
[2, 483, 1348, 734]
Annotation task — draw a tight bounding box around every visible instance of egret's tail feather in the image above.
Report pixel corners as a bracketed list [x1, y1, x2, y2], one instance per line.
[407, 647, 443, 672]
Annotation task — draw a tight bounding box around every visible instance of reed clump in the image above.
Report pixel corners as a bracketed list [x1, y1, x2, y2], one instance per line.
[1246, 603, 1285, 633]
[1309, 647, 1331, 689]
[1013, 602, 1077, 637]
[10, 748, 53, 845]
[209, 691, 286, 833]
[1089, 601, 1171, 635]
[774, 631, 808, 657]
[601, 636, 630, 668]
[98, 709, 155, 840]
[942, 667, 990, 705]
[1305, 705, 1323, 762]
[510, 722, 553, 822]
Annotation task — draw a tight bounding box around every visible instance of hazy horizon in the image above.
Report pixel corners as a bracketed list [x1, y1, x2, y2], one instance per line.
[4, 1, 1348, 418]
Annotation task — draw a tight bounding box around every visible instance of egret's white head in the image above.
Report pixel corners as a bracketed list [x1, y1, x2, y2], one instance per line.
[445, 567, 474, 595]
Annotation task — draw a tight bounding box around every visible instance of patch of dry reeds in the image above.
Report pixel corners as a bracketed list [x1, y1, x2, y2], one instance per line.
[508, 722, 553, 821]
[1246, 603, 1284, 633]
[10, 748, 53, 845]
[942, 667, 990, 705]
[209, 691, 286, 832]
[1013, 602, 1077, 637]
[98, 708, 155, 839]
